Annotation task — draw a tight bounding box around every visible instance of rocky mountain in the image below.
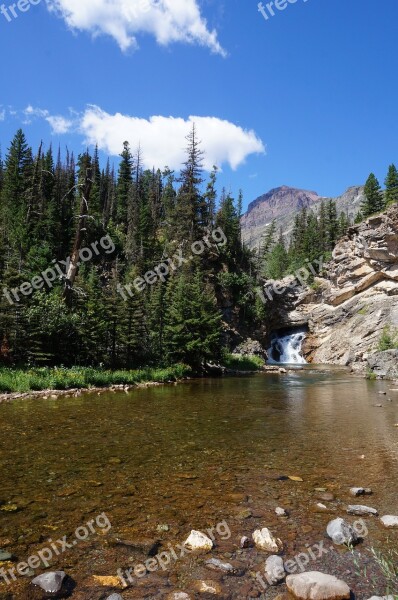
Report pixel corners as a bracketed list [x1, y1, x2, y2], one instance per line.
[241, 185, 364, 250]
[258, 205, 398, 378]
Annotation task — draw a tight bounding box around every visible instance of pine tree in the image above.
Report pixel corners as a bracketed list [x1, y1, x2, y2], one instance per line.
[361, 173, 384, 217]
[385, 164, 398, 206]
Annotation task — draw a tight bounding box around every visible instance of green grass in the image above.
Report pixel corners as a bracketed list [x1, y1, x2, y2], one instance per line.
[0, 364, 192, 394]
[223, 354, 265, 371]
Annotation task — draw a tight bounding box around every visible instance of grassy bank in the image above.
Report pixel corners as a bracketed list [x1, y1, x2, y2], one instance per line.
[223, 354, 265, 371]
[0, 364, 192, 394]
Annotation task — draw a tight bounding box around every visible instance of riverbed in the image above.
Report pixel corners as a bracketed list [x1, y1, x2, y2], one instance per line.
[0, 367, 397, 599]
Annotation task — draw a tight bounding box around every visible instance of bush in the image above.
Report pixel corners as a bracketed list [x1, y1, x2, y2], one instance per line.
[378, 326, 398, 351]
[223, 354, 265, 371]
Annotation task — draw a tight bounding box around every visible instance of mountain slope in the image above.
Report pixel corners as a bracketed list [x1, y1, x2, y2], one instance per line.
[241, 185, 364, 249]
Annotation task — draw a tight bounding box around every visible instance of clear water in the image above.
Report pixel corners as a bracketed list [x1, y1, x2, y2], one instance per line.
[0, 368, 397, 598]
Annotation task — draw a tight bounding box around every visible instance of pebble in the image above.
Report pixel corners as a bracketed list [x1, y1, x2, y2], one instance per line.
[184, 530, 213, 552]
[205, 558, 235, 573]
[380, 515, 398, 528]
[326, 518, 359, 546]
[240, 536, 251, 548]
[347, 505, 378, 516]
[275, 507, 288, 516]
[192, 580, 222, 594]
[0, 550, 13, 561]
[349, 487, 372, 497]
[264, 555, 286, 585]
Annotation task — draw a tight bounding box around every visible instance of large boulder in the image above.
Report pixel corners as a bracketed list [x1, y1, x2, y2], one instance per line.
[286, 571, 351, 600]
[367, 350, 398, 379]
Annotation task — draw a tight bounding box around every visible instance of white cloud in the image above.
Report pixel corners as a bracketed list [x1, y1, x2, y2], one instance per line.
[0, 108, 5, 122]
[78, 105, 265, 171]
[22, 104, 265, 171]
[48, 0, 226, 56]
[23, 105, 73, 133]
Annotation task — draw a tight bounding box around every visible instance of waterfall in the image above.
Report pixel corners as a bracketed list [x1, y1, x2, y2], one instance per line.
[267, 329, 307, 365]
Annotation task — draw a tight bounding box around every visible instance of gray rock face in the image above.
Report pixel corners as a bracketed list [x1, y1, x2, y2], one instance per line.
[264, 555, 286, 585]
[326, 518, 359, 545]
[380, 515, 398, 528]
[31, 571, 66, 593]
[233, 338, 268, 359]
[367, 350, 398, 379]
[347, 505, 378, 516]
[286, 571, 351, 600]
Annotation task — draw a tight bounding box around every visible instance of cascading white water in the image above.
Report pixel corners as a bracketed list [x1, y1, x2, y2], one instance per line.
[267, 330, 307, 364]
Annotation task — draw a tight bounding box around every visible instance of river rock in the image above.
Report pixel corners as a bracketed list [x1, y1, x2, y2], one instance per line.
[275, 507, 288, 516]
[0, 550, 13, 561]
[380, 515, 398, 528]
[326, 518, 359, 545]
[347, 505, 378, 516]
[32, 571, 66, 593]
[366, 596, 395, 600]
[264, 555, 286, 585]
[240, 536, 251, 548]
[107, 595, 124, 600]
[166, 594, 192, 600]
[184, 530, 213, 552]
[192, 580, 222, 594]
[286, 572, 351, 600]
[252, 527, 282, 552]
[349, 487, 372, 497]
[205, 558, 235, 573]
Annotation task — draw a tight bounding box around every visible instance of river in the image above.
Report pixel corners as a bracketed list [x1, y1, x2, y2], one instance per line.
[0, 367, 397, 598]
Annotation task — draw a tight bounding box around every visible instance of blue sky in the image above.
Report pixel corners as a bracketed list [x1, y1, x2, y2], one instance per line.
[0, 0, 397, 210]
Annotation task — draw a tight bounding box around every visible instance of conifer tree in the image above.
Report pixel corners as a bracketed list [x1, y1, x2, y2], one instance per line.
[361, 173, 384, 217]
[385, 164, 398, 206]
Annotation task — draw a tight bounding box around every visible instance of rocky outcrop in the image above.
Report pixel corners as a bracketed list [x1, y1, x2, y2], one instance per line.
[259, 206, 398, 376]
[367, 350, 398, 379]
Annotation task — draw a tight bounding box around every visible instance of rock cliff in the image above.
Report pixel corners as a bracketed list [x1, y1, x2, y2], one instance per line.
[259, 206, 398, 377]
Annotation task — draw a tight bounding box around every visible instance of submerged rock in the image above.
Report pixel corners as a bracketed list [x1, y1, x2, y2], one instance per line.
[380, 515, 398, 528]
[192, 580, 222, 594]
[349, 487, 372, 497]
[264, 555, 286, 585]
[205, 558, 235, 573]
[326, 518, 359, 545]
[32, 571, 66, 594]
[275, 507, 288, 516]
[107, 595, 124, 600]
[184, 530, 213, 552]
[252, 527, 282, 552]
[347, 505, 378, 516]
[166, 593, 192, 600]
[286, 571, 351, 600]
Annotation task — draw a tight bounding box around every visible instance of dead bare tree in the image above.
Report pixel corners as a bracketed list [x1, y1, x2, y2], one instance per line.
[63, 167, 93, 304]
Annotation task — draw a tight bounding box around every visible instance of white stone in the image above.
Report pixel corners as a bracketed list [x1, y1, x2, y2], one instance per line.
[184, 530, 213, 552]
[240, 535, 250, 548]
[252, 527, 282, 552]
[347, 505, 378, 516]
[380, 515, 398, 528]
[286, 571, 351, 600]
[264, 555, 286, 585]
[326, 518, 359, 545]
[366, 596, 394, 600]
[32, 572, 66, 594]
[275, 507, 288, 516]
